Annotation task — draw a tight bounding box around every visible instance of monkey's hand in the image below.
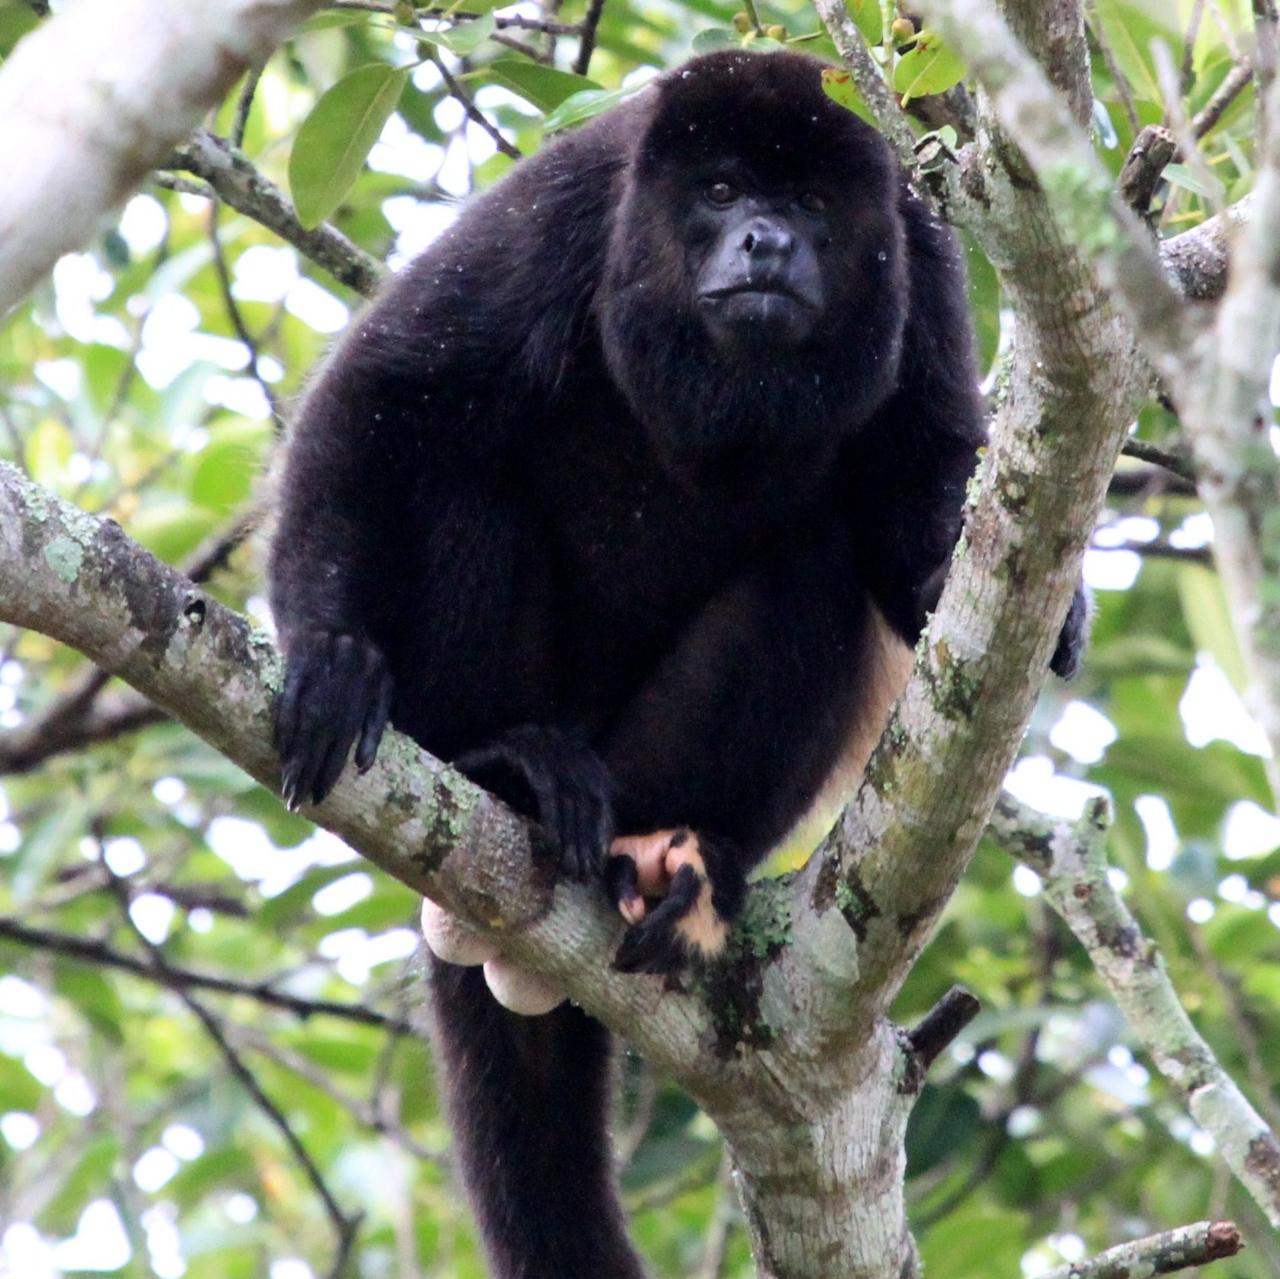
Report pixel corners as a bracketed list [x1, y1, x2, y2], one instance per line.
[276, 631, 393, 810]
[455, 725, 614, 881]
[607, 830, 739, 974]
[1051, 583, 1091, 679]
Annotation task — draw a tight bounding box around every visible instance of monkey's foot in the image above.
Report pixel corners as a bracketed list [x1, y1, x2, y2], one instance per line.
[608, 830, 729, 973]
[455, 725, 614, 880]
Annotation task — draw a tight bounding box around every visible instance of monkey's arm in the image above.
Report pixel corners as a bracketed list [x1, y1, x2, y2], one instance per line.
[270, 134, 625, 809]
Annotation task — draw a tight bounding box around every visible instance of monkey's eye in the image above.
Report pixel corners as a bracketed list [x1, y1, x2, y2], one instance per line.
[798, 191, 826, 214]
[705, 181, 739, 207]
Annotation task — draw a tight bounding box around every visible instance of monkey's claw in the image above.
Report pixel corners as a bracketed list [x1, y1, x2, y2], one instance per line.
[276, 631, 393, 810]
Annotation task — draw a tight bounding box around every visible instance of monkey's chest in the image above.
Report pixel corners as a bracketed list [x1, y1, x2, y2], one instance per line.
[523, 411, 767, 717]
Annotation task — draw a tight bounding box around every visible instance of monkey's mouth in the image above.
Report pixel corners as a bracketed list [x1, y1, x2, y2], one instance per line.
[699, 283, 819, 348]
[700, 282, 815, 308]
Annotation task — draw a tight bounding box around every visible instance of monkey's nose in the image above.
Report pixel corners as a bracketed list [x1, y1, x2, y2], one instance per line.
[740, 219, 795, 260]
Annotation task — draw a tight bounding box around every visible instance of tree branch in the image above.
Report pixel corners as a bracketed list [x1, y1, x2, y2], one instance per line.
[171, 129, 384, 297]
[990, 793, 1280, 1228]
[1172, 77, 1280, 792]
[1159, 194, 1254, 301]
[0, 0, 326, 315]
[809, 0, 1154, 1023]
[1041, 1220, 1242, 1278]
[0, 452, 946, 1276]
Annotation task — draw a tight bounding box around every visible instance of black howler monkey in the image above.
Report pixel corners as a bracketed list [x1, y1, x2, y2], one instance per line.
[270, 49, 1086, 1278]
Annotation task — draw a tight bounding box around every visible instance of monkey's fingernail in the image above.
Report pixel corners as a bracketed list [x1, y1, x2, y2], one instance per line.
[619, 897, 645, 924]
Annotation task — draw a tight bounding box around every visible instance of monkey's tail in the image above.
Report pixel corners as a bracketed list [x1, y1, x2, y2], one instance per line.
[428, 955, 646, 1279]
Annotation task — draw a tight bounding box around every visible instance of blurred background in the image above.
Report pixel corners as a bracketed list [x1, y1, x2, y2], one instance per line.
[0, 0, 1276, 1275]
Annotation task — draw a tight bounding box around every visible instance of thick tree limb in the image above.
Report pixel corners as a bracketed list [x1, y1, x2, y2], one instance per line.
[0, 0, 325, 314]
[1160, 195, 1254, 302]
[0, 461, 937, 1278]
[991, 793, 1280, 1228]
[808, 0, 1153, 1028]
[999, 0, 1092, 126]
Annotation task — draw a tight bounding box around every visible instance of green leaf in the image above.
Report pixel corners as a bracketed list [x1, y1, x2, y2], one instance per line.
[848, 0, 884, 44]
[487, 58, 602, 112]
[37, 1134, 121, 1234]
[545, 84, 639, 133]
[820, 67, 873, 125]
[0, 1055, 43, 1112]
[690, 27, 740, 55]
[907, 1084, 981, 1176]
[13, 801, 91, 903]
[961, 231, 1000, 376]
[417, 12, 495, 56]
[260, 863, 360, 928]
[290, 63, 409, 229]
[892, 29, 964, 103]
[1162, 162, 1226, 200]
[23, 417, 74, 482]
[0, 4, 38, 59]
[1178, 564, 1246, 692]
[128, 499, 219, 563]
[1092, 0, 1178, 107]
[190, 421, 271, 513]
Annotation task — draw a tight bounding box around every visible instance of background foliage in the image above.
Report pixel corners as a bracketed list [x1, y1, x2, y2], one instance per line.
[0, 0, 1276, 1275]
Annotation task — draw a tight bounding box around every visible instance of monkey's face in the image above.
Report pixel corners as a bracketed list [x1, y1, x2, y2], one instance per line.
[685, 176, 830, 352]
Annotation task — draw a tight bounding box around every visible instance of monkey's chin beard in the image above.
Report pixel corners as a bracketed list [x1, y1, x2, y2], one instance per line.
[698, 287, 817, 352]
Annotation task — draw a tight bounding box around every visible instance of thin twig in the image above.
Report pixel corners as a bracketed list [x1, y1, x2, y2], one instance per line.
[152, 172, 216, 198]
[425, 48, 520, 160]
[1120, 437, 1197, 482]
[231, 63, 266, 149]
[991, 793, 1280, 1228]
[1192, 59, 1254, 139]
[1182, 0, 1207, 96]
[1089, 536, 1213, 565]
[208, 204, 284, 431]
[0, 916, 417, 1032]
[572, 0, 606, 76]
[101, 867, 363, 1262]
[171, 130, 384, 297]
[232, 1023, 445, 1163]
[692, 1151, 737, 1279]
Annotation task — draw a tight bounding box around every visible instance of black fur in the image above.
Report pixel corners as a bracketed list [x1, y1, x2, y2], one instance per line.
[269, 49, 1085, 1277]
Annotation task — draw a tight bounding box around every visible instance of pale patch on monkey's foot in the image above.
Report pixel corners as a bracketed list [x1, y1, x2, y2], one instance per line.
[608, 829, 729, 974]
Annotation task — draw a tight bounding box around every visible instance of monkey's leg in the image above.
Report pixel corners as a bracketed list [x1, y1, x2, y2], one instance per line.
[603, 522, 902, 972]
[428, 956, 646, 1279]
